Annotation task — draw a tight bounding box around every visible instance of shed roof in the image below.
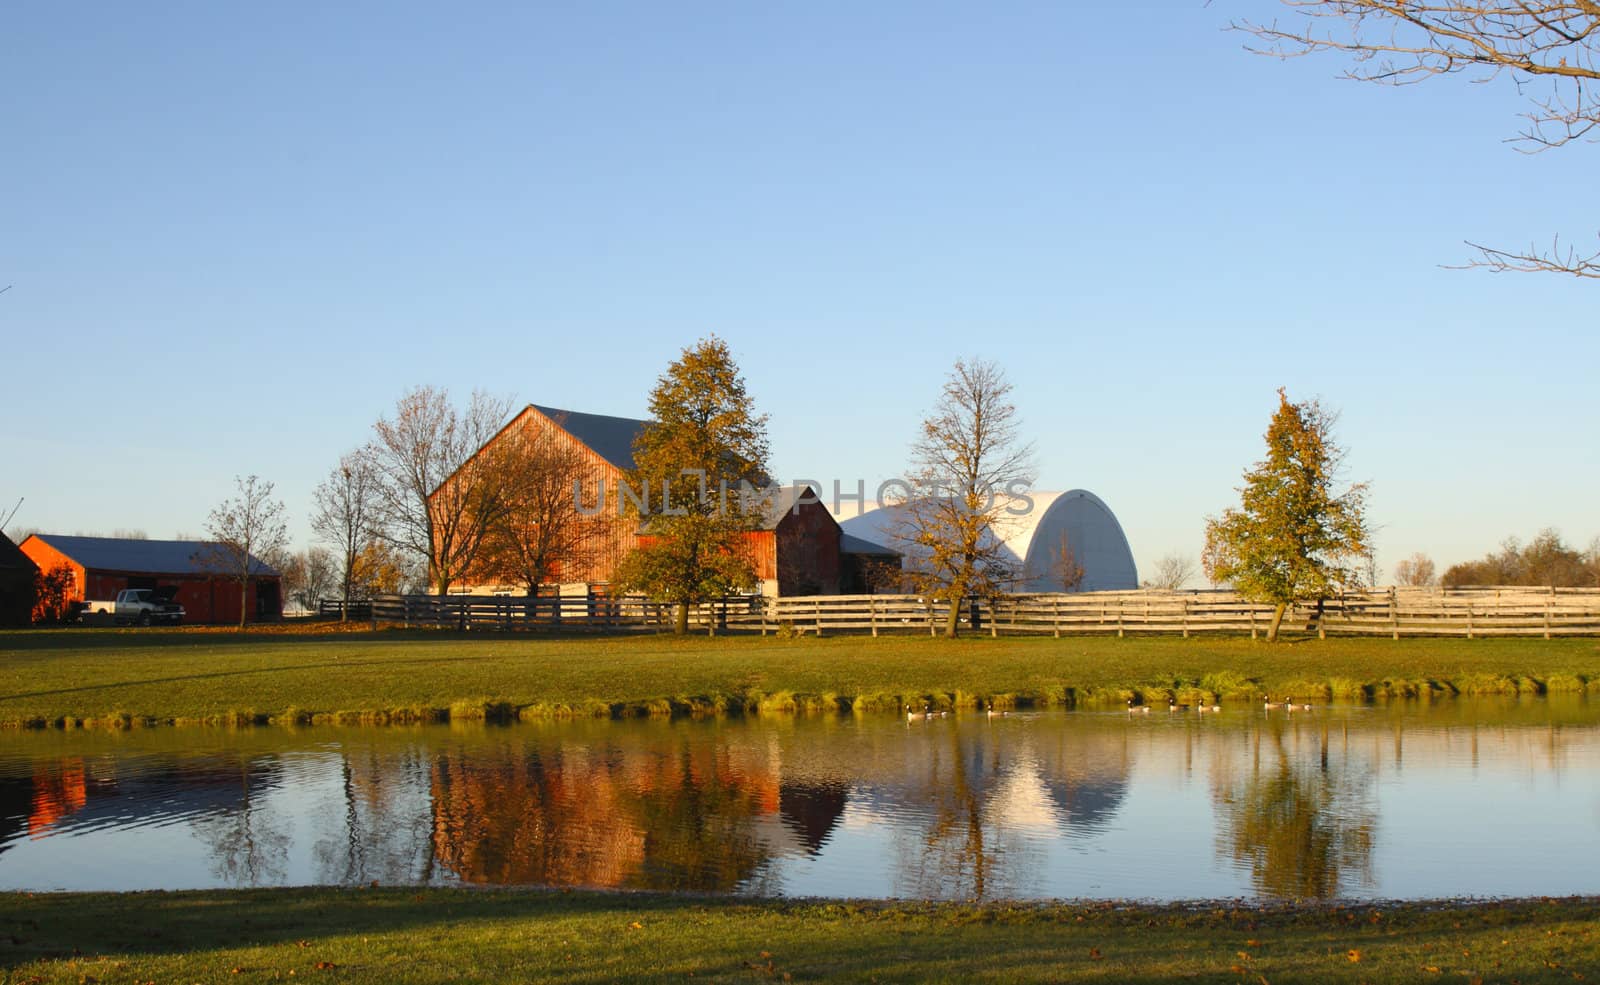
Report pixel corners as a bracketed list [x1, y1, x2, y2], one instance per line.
[24, 535, 279, 577]
[839, 532, 899, 557]
[531, 405, 649, 472]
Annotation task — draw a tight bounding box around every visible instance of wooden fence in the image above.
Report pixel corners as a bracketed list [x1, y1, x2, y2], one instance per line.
[319, 587, 1600, 638]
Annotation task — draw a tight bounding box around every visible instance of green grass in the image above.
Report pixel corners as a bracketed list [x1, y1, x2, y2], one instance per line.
[0, 628, 1596, 728]
[0, 888, 1595, 983]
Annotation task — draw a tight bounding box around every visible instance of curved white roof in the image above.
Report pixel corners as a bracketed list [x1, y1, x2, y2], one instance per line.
[832, 490, 1137, 592]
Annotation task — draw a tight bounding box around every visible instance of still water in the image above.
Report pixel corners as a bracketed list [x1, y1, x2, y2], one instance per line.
[1, 698, 1597, 901]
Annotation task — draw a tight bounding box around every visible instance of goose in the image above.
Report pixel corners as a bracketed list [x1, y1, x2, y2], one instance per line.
[1126, 699, 1150, 715]
[986, 701, 1007, 718]
[907, 704, 928, 722]
[1291, 702, 1313, 712]
[1263, 697, 1284, 710]
[1168, 699, 1190, 713]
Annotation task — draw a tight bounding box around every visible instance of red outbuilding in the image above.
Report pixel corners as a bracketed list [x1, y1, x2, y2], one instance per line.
[17, 534, 281, 625]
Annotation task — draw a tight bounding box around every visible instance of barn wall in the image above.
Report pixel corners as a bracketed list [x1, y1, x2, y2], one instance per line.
[773, 501, 841, 596]
[17, 538, 86, 599]
[82, 571, 279, 624]
[443, 406, 643, 593]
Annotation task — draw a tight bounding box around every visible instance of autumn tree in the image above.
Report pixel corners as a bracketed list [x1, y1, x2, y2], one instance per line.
[1235, 1, 1600, 278]
[277, 547, 338, 613]
[30, 565, 75, 625]
[367, 386, 514, 596]
[1394, 552, 1438, 587]
[894, 358, 1036, 637]
[1143, 553, 1196, 591]
[311, 451, 381, 620]
[203, 474, 290, 629]
[612, 337, 770, 635]
[476, 419, 601, 594]
[1202, 389, 1370, 641]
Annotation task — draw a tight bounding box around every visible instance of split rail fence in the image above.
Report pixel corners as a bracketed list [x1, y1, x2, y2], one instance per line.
[319, 587, 1600, 639]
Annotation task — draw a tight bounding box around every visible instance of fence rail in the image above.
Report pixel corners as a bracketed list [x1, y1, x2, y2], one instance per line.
[318, 586, 1600, 638]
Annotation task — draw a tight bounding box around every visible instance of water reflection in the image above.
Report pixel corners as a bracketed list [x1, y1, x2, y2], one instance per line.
[0, 698, 1595, 901]
[1210, 721, 1376, 898]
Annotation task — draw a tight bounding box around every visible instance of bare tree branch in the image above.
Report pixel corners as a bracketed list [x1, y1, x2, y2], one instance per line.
[1233, 1, 1600, 277]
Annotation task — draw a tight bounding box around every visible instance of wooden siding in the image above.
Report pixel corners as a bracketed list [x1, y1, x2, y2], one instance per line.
[17, 535, 280, 624]
[440, 405, 642, 592]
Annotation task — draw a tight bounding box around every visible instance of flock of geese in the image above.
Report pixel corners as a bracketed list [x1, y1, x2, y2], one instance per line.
[905, 697, 1315, 721]
[1124, 697, 1314, 715]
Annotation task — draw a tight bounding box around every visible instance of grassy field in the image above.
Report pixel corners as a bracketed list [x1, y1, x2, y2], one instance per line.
[0, 627, 1596, 728]
[0, 888, 1595, 983]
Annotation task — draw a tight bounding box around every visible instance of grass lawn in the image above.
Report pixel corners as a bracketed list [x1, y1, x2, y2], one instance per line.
[0, 628, 1596, 727]
[0, 888, 1595, 983]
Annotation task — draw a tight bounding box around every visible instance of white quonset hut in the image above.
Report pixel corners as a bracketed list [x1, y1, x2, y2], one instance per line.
[832, 490, 1137, 593]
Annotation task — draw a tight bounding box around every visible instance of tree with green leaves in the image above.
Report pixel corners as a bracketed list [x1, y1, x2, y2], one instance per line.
[1203, 389, 1370, 641]
[612, 337, 771, 634]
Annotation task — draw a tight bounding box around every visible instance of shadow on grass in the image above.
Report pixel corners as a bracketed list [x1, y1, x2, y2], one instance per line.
[0, 654, 511, 703]
[0, 890, 1596, 984]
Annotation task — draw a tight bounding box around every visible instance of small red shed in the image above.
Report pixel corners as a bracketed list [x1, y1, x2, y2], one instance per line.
[17, 534, 282, 625]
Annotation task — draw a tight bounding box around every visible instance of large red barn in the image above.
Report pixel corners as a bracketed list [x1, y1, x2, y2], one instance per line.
[17, 534, 282, 625]
[437, 405, 896, 597]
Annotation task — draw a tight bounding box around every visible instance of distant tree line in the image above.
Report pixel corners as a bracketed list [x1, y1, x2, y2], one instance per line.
[1437, 531, 1600, 589]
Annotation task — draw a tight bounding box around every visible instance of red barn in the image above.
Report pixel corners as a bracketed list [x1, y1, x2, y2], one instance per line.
[17, 535, 282, 625]
[438, 405, 897, 597]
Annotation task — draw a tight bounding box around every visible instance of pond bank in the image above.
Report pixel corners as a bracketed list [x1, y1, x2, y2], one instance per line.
[1, 888, 1595, 983]
[1, 630, 1596, 729]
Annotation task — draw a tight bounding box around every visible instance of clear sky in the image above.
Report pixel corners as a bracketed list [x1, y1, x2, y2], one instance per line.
[3, 1, 1595, 582]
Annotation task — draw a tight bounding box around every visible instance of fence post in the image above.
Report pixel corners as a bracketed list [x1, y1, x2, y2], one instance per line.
[1390, 590, 1399, 640]
[1466, 605, 1474, 640]
[760, 597, 769, 636]
[990, 598, 998, 638]
[1182, 598, 1189, 639]
[1545, 592, 1552, 640]
[928, 599, 936, 637]
[870, 597, 878, 638]
[814, 597, 823, 637]
[1053, 597, 1061, 639]
[1117, 600, 1124, 639]
[1249, 607, 1256, 640]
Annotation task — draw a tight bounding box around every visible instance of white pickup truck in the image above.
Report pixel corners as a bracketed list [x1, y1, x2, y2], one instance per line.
[80, 588, 186, 626]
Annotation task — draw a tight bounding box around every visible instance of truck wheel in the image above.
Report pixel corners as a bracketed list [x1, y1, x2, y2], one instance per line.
[139, 612, 152, 627]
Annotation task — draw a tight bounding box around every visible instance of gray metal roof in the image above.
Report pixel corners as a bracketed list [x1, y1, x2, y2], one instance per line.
[840, 532, 899, 557]
[531, 404, 649, 472]
[26, 535, 279, 577]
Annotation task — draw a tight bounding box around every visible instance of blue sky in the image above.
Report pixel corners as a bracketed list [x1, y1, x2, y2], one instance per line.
[3, 1, 1595, 581]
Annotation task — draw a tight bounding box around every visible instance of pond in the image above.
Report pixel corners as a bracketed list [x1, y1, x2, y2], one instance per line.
[1, 697, 1597, 901]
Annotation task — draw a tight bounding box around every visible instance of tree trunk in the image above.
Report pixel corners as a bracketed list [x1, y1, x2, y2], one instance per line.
[238, 577, 248, 631]
[674, 601, 689, 635]
[1266, 602, 1288, 642]
[944, 597, 962, 638]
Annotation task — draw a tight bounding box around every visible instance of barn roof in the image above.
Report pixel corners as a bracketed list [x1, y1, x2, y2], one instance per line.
[531, 405, 649, 472]
[24, 535, 279, 577]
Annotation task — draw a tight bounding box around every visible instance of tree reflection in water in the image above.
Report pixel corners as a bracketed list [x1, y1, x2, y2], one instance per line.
[1211, 718, 1376, 899]
[429, 734, 780, 892]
